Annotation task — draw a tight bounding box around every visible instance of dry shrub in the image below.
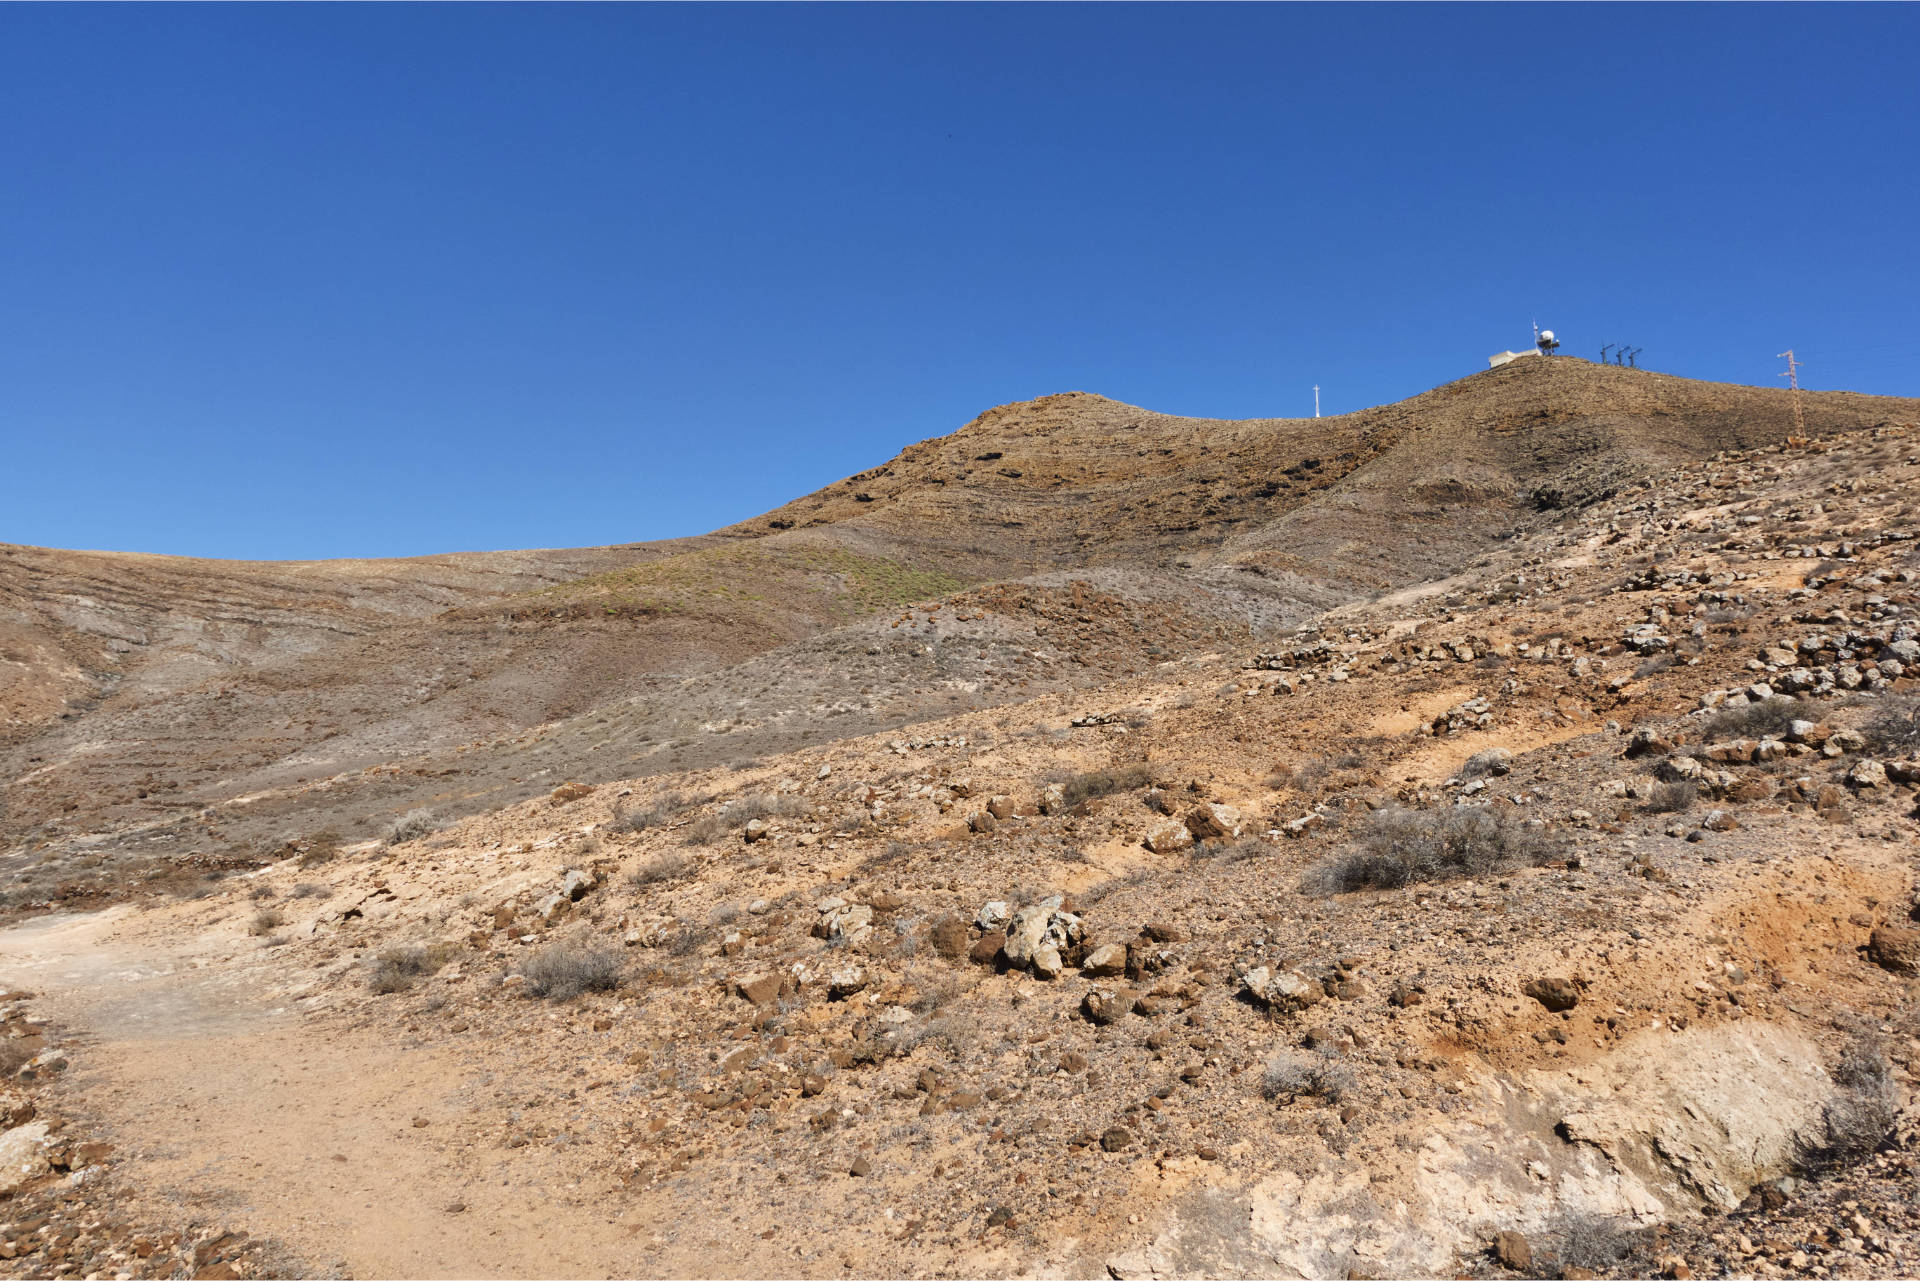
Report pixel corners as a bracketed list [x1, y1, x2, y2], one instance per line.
[1050, 763, 1154, 810]
[0, 1042, 36, 1077]
[1458, 748, 1512, 781]
[367, 941, 457, 994]
[1292, 752, 1365, 791]
[1642, 779, 1696, 814]
[290, 882, 330, 899]
[1864, 693, 1920, 755]
[685, 793, 807, 845]
[1701, 696, 1804, 741]
[1796, 1035, 1898, 1173]
[248, 909, 284, 936]
[1261, 1050, 1356, 1104]
[1303, 806, 1550, 895]
[298, 830, 343, 868]
[521, 938, 624, 999]
[625, 851, 690, 888]
[154, 870, 217, 900]
[1548, 1211, 1645, 1273]
[610, 791, 693, 834]
[383, 809, 439, 847]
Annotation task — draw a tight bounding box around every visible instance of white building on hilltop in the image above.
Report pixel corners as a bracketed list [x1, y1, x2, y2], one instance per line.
[1487, 348, 1540, 368]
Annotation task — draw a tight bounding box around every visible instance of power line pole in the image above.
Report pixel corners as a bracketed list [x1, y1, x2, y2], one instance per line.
[1313, 385, 1320, 419]
[1778, 349, 1805, 436]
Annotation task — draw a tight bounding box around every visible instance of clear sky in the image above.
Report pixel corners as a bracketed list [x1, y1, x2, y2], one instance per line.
[5, 4, 1917, 561]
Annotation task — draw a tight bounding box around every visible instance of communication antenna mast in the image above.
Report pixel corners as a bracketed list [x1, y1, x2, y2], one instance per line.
[1626, 347, 1642, 368]
[1313, 385, 1320, 419]
[1600, 343, 1614, 364]
[1778, 349, 1806, 435]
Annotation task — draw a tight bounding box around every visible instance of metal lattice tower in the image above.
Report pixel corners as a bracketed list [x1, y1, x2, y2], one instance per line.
[1778, 349, 1805, 435]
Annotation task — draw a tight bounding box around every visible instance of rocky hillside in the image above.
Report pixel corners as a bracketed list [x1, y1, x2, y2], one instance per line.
[5, 358, 1913, 885]
[0, 394, 1915, 1279]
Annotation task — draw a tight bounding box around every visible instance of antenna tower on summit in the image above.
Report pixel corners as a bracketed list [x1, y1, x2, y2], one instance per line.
[1313, 385, 1320, 419]
[1778, 349, 1806, 436]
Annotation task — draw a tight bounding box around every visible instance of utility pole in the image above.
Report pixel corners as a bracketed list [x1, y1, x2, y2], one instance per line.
[1778, 349, 1805, 436]
[1600, 344, 1614, 365]
[1313, 385, 1320, 419]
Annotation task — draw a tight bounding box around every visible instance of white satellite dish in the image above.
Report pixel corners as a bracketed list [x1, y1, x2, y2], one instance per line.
[1539, 330, 1555, 343]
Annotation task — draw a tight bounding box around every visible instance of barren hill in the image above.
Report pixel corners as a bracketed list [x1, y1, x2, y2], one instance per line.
[0, 358, 1918, 1279]
[3, 358, 1910, 869]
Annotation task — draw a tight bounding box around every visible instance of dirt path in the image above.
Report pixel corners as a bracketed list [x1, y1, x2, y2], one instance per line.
[0, 909, 650, 1280]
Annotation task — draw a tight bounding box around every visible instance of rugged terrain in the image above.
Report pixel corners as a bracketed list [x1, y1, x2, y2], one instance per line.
[1, 356, 1919, 1279]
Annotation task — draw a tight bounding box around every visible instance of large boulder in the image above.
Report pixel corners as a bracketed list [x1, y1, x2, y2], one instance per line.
[1237, 964, 1323, 1013]
[1082, 943, 1128, 977]
[1185, 803, 1244, 841]
[0, 1122, 51, 1195]
[1868, 926, 1920, 975]
[1082, 986, 1134, 1025]
[1001, 899, 1084, 972]
[812, 898, 874, 945]
[1522, 977, 1580, 1012]
[1144, 820, 1194, 854]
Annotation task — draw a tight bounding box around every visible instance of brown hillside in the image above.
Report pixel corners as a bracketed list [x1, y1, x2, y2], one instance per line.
[3, 359, 1915, 864]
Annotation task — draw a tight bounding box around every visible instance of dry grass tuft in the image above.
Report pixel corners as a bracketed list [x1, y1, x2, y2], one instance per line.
[521, 938, 624, 999]
[1303, 806, 1551, 895]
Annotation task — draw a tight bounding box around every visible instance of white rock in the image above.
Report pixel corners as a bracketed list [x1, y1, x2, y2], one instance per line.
[0, 1122, 49, 1195]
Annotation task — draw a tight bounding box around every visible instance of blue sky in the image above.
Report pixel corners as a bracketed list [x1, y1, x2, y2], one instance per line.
[5, 4, 1917, 561]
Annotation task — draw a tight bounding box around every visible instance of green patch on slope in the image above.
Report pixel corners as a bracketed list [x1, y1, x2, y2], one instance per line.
[523, 542, 972, 622]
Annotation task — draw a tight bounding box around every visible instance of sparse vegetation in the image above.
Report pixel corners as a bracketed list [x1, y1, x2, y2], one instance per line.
[1548, 1211, 1645, 1274]
[1864, 693, 1920, 754]
[247, 909, 284, 936]
[1701, 695, 1804, 740]
[1457, 748, 1512, 781]
[1302, 806, 1551, 895]
[383, 809, 439, 847]
[1642, 779, 1697, 814]
[625, 851, 690, 888]
[684, 793, 808, 845]
[520, 938, 624, 999]
[1261, 1050, 1357, 1104]
[1796, 1034, 1898, 1173]
[610, 791, 694, 834]
[1049, 763, 1153, 810]
[297, 830, 343, 868]
[1633, 653, 1675, 679]
[367, 942, 456, 994]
